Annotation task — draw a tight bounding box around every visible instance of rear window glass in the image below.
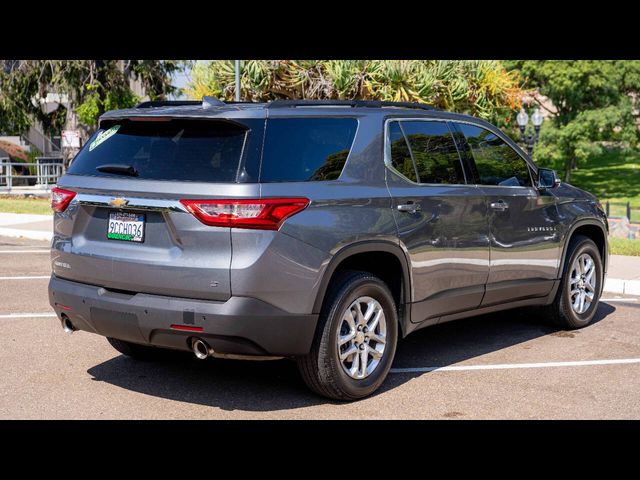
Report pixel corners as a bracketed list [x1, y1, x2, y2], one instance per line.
[400, 121, 465, 184]
[67, 119, 257, 182]
[388, 121, 417, 182]
[260, 118, 357, 182]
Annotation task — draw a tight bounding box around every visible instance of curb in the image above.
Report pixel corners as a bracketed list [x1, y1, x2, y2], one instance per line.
[0, 227, 52, 242]
[0, 223, 638, 295]
[604, 277, 640, 296]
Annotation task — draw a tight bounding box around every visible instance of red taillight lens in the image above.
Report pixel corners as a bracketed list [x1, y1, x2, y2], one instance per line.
[180, 198, 310, 230]
[51, 187, 76, 213]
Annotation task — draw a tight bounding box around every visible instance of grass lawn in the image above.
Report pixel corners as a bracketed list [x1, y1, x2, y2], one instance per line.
[0, 197, 51, 215]
[569, 149, 640, 222]
[609, 237, 640, 256]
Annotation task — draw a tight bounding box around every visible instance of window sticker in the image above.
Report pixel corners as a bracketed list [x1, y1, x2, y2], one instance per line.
[89, 125, 121, 151]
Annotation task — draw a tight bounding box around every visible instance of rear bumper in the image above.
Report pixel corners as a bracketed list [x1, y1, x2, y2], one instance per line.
[48, 275, 318, 357]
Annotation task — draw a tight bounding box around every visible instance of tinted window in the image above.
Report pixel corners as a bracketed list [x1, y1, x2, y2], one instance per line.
[401, 121, 465, 184]
[388, 121, 417, 182]
[457, 124, 531, 187]
[67, 119, 259, 183]
[260, 118, 357, 182]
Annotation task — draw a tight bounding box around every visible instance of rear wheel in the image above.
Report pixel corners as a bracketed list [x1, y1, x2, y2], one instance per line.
[106, 337, 165, 361]
[297, 271, 398, 401]
[545, 235, 603, 329]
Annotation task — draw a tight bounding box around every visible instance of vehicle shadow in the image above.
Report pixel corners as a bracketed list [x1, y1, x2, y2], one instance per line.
[87, 302, 616, 412]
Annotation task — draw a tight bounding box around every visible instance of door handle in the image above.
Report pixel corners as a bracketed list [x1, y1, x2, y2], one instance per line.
[397, 203, 421, 214]
[490, 200, 509, 211]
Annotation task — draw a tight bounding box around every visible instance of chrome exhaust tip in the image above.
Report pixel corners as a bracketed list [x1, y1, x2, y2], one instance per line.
[192, 338, 211, 360]
[61, 315, 76, 334]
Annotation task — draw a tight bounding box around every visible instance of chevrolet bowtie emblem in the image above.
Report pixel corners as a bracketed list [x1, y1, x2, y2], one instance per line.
[109, 197, 129, 208]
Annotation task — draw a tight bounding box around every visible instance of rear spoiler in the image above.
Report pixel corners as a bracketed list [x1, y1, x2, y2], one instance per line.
[135, 100, 201, 108]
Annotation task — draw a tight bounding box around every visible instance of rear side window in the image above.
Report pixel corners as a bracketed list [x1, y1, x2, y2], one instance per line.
[400, 121, 465, 184]
[388, 121, 418, 182]
[68, 119, 261, 183]
[456, 124, 531, 187]
[387, 120, 465, 184]
[259, 118, 357, 182]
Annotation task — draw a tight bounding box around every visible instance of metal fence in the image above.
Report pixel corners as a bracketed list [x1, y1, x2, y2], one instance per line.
[0, 157, 65, 191]
[605, 201, 640, 223]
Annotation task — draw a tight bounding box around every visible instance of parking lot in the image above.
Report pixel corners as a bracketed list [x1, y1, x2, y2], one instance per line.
[1, 234, 639, 419]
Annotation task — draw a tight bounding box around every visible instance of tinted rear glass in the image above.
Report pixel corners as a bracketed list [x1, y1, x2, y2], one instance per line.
[400, 121, 465, 184]
[67, 119, 256, 182]
[388, 121, 417, 182]
[260, 118, 357, 182]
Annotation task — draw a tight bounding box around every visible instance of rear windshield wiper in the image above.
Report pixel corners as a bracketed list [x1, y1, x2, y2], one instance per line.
[96, 164, 139, 177]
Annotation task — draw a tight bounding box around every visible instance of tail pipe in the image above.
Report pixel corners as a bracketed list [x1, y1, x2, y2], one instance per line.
[191, 338, 213, 360]
[61, 314, 76, 334]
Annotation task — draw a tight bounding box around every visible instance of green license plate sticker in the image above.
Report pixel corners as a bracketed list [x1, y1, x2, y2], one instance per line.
[90, 125, 120, 151]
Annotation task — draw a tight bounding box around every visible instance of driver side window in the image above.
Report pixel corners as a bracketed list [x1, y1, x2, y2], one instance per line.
[456, 123, 531, 187]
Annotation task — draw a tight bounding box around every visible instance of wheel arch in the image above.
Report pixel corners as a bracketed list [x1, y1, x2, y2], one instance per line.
[312, 241, 412, 336]
[559, 219, 608, 278]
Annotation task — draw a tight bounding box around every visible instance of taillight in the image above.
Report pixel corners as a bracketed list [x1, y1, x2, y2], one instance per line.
[180, 198, 310, 230]
[51, 187, 76, 213]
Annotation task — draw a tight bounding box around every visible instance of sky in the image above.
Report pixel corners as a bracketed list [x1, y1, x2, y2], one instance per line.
[170, 62, 193, 100]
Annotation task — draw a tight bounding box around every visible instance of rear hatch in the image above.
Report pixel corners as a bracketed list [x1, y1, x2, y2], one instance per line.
[52, 116, 264, 301]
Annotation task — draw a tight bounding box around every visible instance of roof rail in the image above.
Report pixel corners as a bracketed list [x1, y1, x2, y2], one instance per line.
[266, 99, 436, 111]
[136, 100, 202, 108]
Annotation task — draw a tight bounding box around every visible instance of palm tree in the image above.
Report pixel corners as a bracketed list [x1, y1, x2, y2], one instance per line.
[187, 60, 525, 120]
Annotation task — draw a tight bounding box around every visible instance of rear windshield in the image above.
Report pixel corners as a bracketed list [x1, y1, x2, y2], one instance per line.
[67, 119, 255, 182]
[67, 116, 358, 183]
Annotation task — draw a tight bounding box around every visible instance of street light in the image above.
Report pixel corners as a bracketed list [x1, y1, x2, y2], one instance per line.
[235, 60, 241, 102]
[516, 106, 544, 155]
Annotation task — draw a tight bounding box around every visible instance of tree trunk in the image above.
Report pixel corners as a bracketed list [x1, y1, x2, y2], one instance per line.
[564, 156, 574, 183]
[61, 90, 91, 167]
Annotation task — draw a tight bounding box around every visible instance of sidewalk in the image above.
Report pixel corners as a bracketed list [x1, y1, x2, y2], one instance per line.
[0, 212, 53, 241]
[603, 255, 640, 296]
[0, 211, 638, 295]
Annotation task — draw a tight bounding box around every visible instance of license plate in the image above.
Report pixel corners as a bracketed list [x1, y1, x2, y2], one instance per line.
[107, 212, 145, 242]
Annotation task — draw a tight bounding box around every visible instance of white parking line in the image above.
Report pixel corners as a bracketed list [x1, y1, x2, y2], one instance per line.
[0, 276, 50, 280]
[0, 250, 50, 254]
[390, 358, 640, 374]
[0, 313, 57, 319]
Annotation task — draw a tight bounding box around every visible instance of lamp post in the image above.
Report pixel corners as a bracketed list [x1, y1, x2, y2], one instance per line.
[235, 60, 241, 102]
[516, 107, 544, 156]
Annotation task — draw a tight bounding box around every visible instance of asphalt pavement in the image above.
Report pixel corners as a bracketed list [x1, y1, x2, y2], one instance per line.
[0, 234, 639, 419]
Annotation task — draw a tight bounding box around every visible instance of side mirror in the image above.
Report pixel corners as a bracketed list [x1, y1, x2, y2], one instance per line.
[537, 168, 561, 189]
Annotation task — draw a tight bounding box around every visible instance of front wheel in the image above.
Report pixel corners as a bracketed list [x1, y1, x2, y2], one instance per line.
[545, 235, 603, 329]
[297, 271, 398, 401]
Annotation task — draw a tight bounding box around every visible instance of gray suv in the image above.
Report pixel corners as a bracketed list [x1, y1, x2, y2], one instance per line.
[48, 98, 609, 400]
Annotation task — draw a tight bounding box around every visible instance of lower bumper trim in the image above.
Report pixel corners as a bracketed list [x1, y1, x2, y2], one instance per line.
[48, 275, 319, 357]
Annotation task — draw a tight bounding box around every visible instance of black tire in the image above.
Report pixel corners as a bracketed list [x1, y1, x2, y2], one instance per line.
[544, 235, 603, 329]
[106, 337, 165, 361]
[297, 270, 398, 401]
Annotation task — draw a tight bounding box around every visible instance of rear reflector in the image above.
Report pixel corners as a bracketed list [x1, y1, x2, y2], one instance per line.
[54, 303, 72, 311]
[170, 324, 204, 332]
[180, 198, 309, 230]
[51, 187, 76, 213]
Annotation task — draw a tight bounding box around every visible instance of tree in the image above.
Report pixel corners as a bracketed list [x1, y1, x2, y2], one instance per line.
[506, 61, 640, 183]
[187, 60, 524, 122]
[0, 60, 186, 163]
